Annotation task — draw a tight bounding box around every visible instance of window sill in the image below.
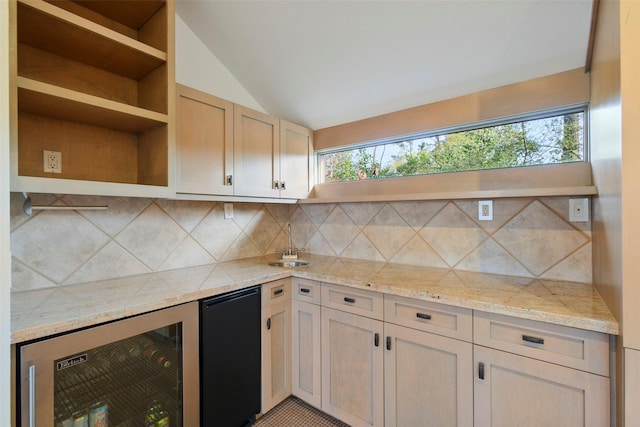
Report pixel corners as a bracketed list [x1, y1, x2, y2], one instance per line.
[301, 162, 596, 204]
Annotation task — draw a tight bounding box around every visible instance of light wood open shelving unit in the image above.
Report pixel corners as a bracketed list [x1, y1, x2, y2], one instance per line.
[9, 0, 175, 197]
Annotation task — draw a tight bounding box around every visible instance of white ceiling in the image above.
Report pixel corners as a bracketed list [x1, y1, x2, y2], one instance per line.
[176, 0, 593, 130]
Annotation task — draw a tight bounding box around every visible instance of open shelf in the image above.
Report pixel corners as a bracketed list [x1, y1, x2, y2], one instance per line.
[11, 0, 174, 196]
[18, 77, 168, 133]
[18, 0, 166, 80]
[62, 0, 166, 32]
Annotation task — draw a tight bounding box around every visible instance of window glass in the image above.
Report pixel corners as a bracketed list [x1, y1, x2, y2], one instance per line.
[320, 108, 586, 183]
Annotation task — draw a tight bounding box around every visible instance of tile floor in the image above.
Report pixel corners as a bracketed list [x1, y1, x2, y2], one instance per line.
[254, 397, 349, 427]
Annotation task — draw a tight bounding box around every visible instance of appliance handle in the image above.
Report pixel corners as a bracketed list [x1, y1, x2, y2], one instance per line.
[203, 286, 260, 308]
[28, 364, 36, 427]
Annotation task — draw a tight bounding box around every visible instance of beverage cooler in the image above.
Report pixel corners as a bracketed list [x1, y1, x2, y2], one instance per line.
[17, 302, 199, 427]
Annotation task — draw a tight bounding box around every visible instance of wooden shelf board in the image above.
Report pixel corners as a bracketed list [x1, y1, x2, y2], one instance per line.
[18, 77, 168, 133]
[18, 0, 166, 80]
[68, 0, 165, 30]
[11, 175, 173, 198]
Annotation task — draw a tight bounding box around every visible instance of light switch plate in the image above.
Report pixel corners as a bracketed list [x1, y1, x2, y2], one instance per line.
[569, 198, 589, 222]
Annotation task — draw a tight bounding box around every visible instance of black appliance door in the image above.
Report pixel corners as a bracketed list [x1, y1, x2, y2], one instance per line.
[200, 286, 261, 426]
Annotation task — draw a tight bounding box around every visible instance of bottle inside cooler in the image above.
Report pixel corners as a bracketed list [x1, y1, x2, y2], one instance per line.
[53, 325, 184, 427]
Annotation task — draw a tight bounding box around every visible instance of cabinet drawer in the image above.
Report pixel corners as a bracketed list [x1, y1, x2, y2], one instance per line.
[384, 294, 472, 342]
[262, 279, 291, 307]
[321, 283, 383, 320]
[474, 311, 609, 376]
[291, 277, 322, 304]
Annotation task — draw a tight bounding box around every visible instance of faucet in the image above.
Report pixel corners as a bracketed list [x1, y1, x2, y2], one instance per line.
[278, 223, 305, 260]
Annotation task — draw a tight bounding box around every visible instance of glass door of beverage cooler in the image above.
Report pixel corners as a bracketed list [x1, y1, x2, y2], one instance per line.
[19, 302, 199, 427]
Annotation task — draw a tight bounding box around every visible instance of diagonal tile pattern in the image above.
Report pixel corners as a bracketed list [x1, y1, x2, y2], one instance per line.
[420, 202, 489, 266]
[10, 193, 594, 292]
[493, 201, 588, 275]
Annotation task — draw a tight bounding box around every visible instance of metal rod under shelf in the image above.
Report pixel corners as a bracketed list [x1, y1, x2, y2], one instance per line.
[22, 192, 108, 216]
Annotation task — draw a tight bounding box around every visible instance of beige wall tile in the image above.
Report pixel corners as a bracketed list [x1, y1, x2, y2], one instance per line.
[9, 194, 594, 291]
[419, 203, 489, 266]
[114, 204, 187, 270]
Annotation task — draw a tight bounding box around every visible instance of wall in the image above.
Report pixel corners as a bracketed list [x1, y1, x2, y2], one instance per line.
[175, 13, 264, 112]
[1, 0, 11, 424]
[589, 0, 623, 425]
[10, 194, 592, 292]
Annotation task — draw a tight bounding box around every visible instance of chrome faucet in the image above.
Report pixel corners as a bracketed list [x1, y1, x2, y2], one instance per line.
[277, 223, 305, 260]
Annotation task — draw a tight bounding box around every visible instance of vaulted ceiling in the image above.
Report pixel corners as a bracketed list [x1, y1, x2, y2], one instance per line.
[176, 0, 593, 130]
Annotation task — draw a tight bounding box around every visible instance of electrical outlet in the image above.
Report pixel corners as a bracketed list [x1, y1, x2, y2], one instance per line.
[478, 200, 493, 221]
[224, 203, 234, 219]
[569, 198, 589, 222]
[43, 150, 61, 173]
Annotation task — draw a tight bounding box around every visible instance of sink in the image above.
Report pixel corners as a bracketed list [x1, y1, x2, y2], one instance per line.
[268, 259, 309, 267]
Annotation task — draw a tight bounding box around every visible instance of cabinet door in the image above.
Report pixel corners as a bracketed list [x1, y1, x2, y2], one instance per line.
[291, 300, 322, 408]
[384, 324, 473, 427]
[474, 345, 610, 427]
[176, 85, 233, 195]
[321, 307, 384, 427]
[261, 300, 291, 413]
[280, 119, 312, 199]
[234, 105, 280, 198]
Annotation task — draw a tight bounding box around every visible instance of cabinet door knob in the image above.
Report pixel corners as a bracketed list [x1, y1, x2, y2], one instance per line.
[225, 175, 233, 186]
[267, 318, 271, 330]
[478, 362, 485, 380]
[374, 333, 379, 347]
[281, 181, 286, 190]
[274, 180, 280, 189]
[386, 336, 392, 351]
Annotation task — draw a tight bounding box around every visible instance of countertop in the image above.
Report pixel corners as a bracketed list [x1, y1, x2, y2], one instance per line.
[11, 254, 619, 344]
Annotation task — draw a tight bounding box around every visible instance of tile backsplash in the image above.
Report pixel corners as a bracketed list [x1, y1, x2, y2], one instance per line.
[9, 193, 592, 292]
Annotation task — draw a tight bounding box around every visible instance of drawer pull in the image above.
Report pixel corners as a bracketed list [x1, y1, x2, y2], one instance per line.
[416, 312, 432, 320]
[374, 333, 380, 347]
[344, 297, 356, 303]
[522, 335, 544, 345]
[300, 288, 311, 294]
[478, 362, 485, 380]
[273, 289, 284, 296]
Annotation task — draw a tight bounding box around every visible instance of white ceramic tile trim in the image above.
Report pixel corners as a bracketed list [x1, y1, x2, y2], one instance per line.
[9, 194, 594, 292]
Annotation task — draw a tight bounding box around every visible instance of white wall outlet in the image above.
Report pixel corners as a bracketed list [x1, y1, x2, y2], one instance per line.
[569, 198, 589, 222]
[43, 150, 61, 174]
[224, 203, 234, 219]
[478, 200, 493, 221]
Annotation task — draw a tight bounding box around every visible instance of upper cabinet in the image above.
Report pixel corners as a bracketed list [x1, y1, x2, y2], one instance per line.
[176, 86, 313, 201]
[176, 84, 233, 196]
[9, 0, 175, 197]
[280, 119, 313, 200]
[233, 105, 281, 199]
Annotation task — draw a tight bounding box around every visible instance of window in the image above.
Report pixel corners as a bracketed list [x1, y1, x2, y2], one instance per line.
[319, 106, 586, 183]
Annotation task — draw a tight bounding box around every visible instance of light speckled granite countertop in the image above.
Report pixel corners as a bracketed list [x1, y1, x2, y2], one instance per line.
[11, 254, 618, 344]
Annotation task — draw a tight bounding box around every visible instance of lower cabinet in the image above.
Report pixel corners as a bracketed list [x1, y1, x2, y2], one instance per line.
[473, 311, 610, 427]
[261, 280, 292, 413]
[291, 299, 322, 408]
[321, 306, 384, 427]
[286, 282, 611, 427]
[384, 323, 473, 427]
[474, 345, 610, 427]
